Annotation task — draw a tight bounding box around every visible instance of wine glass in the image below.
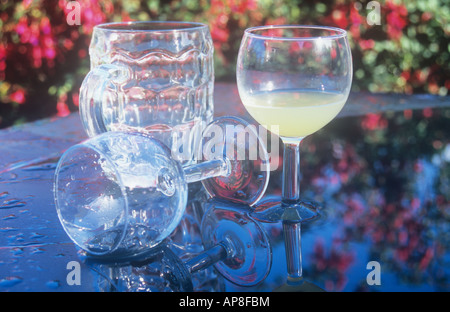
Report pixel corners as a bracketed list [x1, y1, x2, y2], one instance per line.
[236, 25, 352, 285]
[54, 116, 270, 259]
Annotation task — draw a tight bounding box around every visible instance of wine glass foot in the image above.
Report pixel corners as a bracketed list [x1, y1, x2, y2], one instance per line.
[251, 197, 321, 224]
[200, 116, 270, 206]
[201, 199, 272, 287]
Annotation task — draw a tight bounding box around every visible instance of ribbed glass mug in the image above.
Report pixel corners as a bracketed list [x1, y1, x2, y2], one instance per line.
[79, 21, 214, 165]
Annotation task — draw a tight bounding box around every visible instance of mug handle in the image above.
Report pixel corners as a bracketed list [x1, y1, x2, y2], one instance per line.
[79, 64, 129, 137]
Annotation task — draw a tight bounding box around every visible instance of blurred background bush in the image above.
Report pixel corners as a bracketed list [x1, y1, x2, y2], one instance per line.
[0, 0, 448, 128]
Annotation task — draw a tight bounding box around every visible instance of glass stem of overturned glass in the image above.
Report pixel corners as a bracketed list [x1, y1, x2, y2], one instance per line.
[183, 158, 230, 184]
[184, 242, 229, 274]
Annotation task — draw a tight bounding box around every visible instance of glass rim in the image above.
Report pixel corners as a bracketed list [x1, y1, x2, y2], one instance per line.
[54, 139, 129, 256]
[244, 24, 347, 40]
[94, 21, 209, 33]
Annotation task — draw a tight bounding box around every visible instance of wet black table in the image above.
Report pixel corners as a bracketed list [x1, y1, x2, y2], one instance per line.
[0, 83, 449, 292]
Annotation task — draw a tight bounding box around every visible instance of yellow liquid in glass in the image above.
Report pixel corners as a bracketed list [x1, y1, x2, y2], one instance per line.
[242, 90, 347, 138]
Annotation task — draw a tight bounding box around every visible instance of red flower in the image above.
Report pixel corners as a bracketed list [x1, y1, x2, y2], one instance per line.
[10, 89, 26, 104]
[0, 43, 6, 75]
[349, 5, 363, 39]
[403, 109, 412, 120]
[15, 17, 28, 36]
[78, 49, 87, 58]
[40, 17, 51, 35]
[210, 11, 230, 46]
[331, 7, 348, 29]
[401, 70, 410, 81]
[386, 0, 408, 40]
[56, 100, 70, 117]
[361, 113, 388, 130]
[23, 0, 33, 9]
[230, 0, 257, 14]
[359, 39, 375, 51]
[32, 45, 42, 68]
[422, 107, 433, 118]
[72, 92, 79, 107]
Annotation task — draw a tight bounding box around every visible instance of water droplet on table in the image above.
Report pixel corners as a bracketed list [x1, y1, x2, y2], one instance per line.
[2, 214, 17, 220]
[46, 280, 61, 289]
[0, 276, 23, 288]
[1, 198, 26, 208]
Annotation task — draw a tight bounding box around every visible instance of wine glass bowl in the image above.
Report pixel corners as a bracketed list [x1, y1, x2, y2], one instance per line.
[54, 132, 187, 258]
[237, 25, 352, 139]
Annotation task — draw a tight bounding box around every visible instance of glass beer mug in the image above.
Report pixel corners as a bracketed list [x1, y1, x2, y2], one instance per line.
[79, 21, 214, 165]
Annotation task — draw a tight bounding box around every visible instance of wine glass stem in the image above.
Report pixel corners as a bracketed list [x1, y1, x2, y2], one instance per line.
[281, 138, 304, 285]
[184, 242, 228, 274]
[183, 158, 230, 184]
[281, 139, 302, 203]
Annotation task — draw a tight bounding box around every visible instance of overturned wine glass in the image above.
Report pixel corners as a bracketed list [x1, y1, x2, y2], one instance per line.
[54, 116, 270, 259]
